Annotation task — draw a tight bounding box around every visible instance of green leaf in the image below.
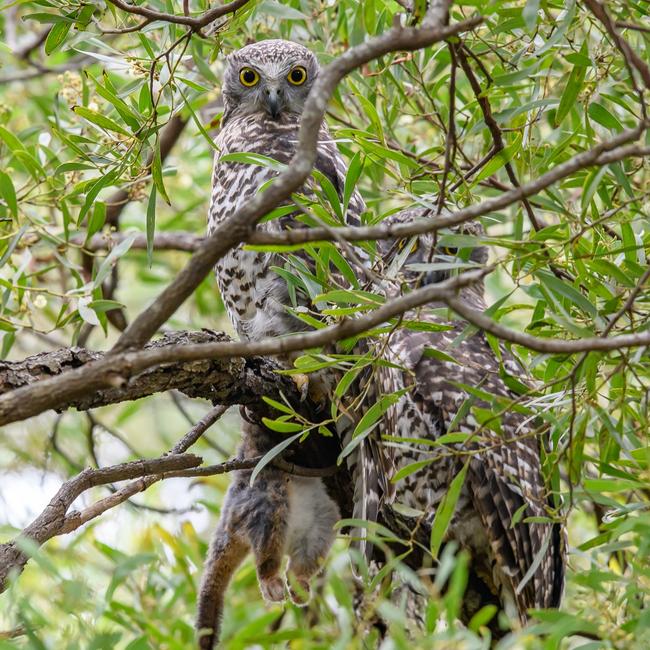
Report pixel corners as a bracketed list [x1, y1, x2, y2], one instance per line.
[86, 201, 106, 242]
[430, 462, 469, 559]
[250, 431, 303, 485]
[93, 232, 136, 288]
[151, 140, 170, 205]
[0, 171, 17, 218]
[44, 21, 71, 55]
[146, 185, 156, 266]
[343, 152, 363, 213]
[522, 0, 540, 30]
[588, 102, 623, 131]
[261, 396, 295, 415]
[0, 125, 25, 152]
[352, 387, 410, 439]
[0, 225, 28, 269]
[554, 43, 589, 127]
[73, 107, 131, 136]
[91, 73, 141, 132]
[473, 135, 522, 185]
[536, 270, 598, 318]
[219, 151, 286, 171]
[261, 417, 304, 433]
[78, 171, 119, 223]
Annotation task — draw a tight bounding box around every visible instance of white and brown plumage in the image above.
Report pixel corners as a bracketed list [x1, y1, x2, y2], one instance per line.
[199, 39, 359, 648]
[201, 38, 565, 642]
[366, 211, 566, 627]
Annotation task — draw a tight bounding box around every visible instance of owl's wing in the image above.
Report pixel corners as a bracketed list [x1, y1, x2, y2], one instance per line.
[377, 315, 565, 618]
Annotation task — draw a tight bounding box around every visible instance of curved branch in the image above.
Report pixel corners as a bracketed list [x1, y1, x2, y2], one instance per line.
[0, 453, 202, 591]
[245, 136, 650, 246]
[2, 267, 650, 426]
[444, 296, 650, 354]
[104, 0, 251, 30]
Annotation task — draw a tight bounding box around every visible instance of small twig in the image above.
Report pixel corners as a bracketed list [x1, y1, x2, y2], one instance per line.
[173, 404, 229, 453]
[104, 0, 251, 31]
[436, 43, 457, 213]
[0, 626, 26, 639]
[615, 20, 650, 34]
[455, 43, 542, 231]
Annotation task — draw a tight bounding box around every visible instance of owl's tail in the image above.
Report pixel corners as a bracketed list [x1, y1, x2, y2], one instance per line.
[196, 525, 249, 649]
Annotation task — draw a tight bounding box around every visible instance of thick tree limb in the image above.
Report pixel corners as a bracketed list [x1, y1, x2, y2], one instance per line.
[0, 330, 307, 420]
[0, 272, 485, 426]
[2, 268, 650, 427]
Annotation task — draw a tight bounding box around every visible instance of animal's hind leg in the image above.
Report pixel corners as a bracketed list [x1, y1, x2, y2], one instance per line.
[286, 479, 340, 605]
[248, 475, 291, 603]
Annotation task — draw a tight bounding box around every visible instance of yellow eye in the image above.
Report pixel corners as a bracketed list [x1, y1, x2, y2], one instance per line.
[287, 66, 307, 85]
[397, 238, 419, 254]
[239, 67, 259, 87]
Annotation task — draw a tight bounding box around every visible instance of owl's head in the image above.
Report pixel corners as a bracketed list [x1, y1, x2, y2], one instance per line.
[222, 40, 319, 124]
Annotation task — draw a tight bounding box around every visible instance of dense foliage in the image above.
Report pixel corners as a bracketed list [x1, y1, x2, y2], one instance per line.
[0, 1, 649, 648]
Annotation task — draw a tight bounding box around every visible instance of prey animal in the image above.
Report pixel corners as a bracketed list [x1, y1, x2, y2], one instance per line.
[196, 410, 339, 649]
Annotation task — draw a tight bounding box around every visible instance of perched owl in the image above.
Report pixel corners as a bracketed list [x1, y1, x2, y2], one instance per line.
[207, 39, 365, 342]
[201, 38, 565, 643]
[199, 39, 358, 647]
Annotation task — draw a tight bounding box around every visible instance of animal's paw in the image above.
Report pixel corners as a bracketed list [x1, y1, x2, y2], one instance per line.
[260, 576, 286, 602]
[287, 576, 311, 606]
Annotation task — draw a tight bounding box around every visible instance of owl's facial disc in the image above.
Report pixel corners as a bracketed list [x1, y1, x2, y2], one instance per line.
[222, 41, 319, 124]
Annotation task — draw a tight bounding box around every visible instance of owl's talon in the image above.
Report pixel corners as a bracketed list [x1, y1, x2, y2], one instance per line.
[292, 373, 310, 402]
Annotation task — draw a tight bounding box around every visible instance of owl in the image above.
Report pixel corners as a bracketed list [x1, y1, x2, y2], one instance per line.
[199, 39, 360, 647]
[207, 39, 365, 342]
[200, 38, 565, 643]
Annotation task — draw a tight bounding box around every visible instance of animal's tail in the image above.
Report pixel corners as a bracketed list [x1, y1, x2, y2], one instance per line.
[196, 525, 248, 649]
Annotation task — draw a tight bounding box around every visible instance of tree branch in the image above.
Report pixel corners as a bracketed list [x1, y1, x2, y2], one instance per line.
[81, 230, 203, 253]
[0, 453, 202, 591]
[104, 0, 251, 31]
[243, 134, 650, 246]
[0, 272, 485, 426]
[444, 295, 650, 354]
[0, 330, 311, 422]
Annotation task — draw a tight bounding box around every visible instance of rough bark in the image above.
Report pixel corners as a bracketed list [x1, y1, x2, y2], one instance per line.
[0, 329, 303, 416]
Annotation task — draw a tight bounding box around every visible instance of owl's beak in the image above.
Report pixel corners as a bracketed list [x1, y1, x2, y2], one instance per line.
[264, 87, 283, 119]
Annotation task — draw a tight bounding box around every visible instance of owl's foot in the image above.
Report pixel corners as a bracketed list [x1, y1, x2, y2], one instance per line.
[291, 373, 310, 402]
[260, 575, 286, 602]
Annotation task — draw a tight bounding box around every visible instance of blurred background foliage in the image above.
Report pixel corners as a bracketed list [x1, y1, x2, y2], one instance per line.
[0, 0, 649, 648]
